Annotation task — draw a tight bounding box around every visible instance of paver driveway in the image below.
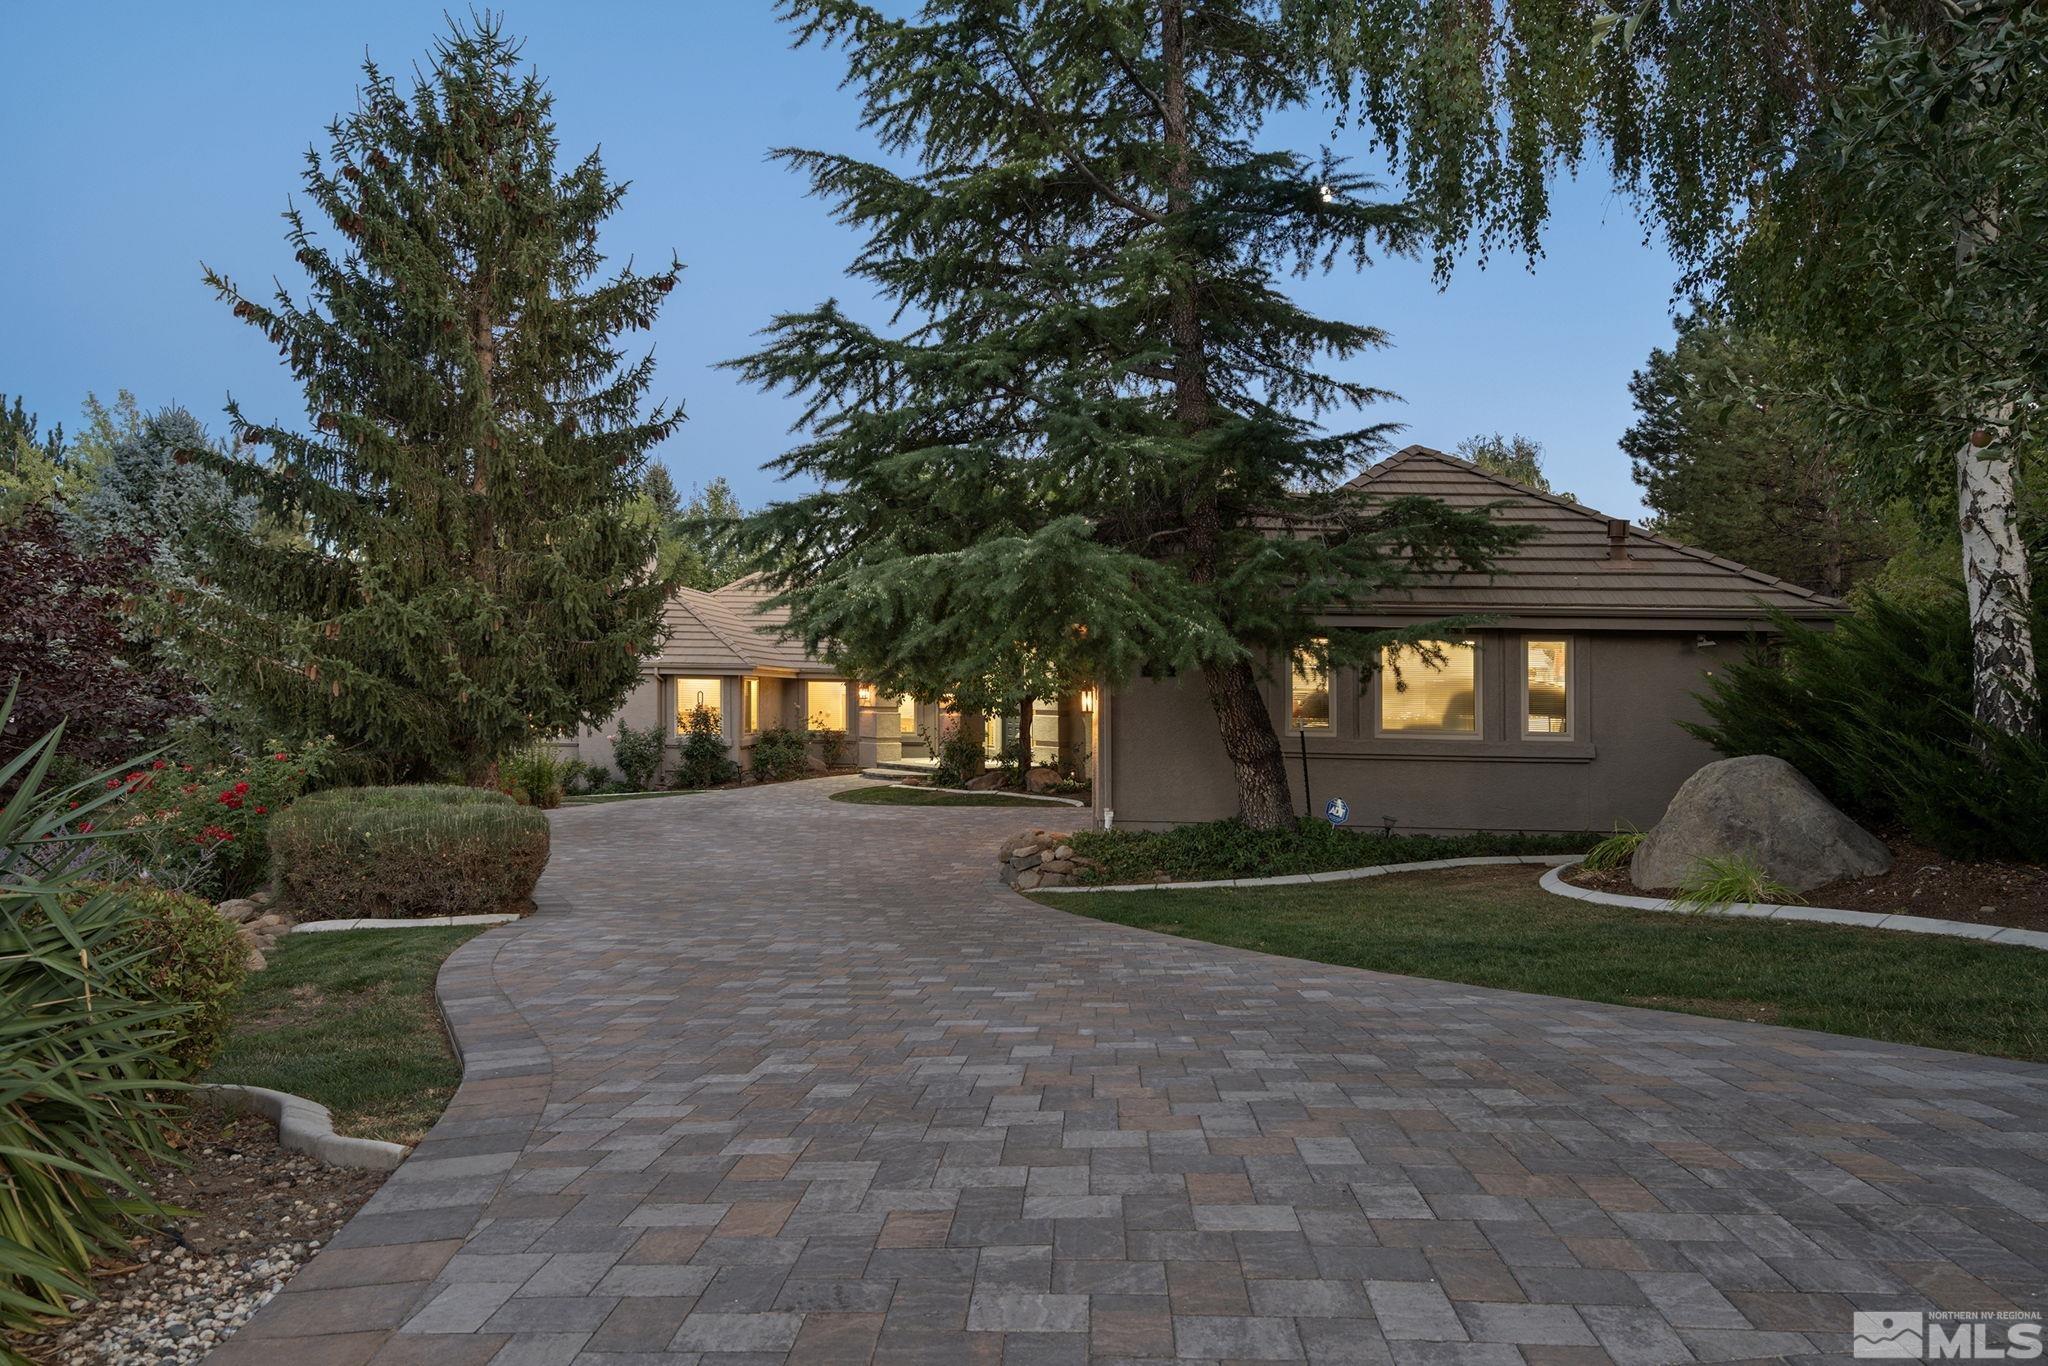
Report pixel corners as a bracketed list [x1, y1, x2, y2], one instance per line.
[217, 777, 2048, 1365]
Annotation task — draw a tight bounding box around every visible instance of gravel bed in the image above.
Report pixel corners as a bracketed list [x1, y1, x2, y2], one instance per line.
[8, 1105, 383, 1364]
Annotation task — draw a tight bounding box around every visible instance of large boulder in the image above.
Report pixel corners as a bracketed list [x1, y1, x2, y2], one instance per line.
[1631, 754, 1891, 893]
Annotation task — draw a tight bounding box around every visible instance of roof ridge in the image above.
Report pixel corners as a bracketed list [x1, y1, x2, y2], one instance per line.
[674, 586, 759, 669]
[1358, 444, 1846, 610]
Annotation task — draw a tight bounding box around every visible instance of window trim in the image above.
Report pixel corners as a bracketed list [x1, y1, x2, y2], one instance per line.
[1518, 635, 1575, 741]
[1370, 638, 1485, 740]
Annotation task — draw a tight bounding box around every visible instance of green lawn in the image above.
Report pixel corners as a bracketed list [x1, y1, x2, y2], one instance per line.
[205, 926, 486, 1144]
[831, 784, 1064, 807]
[1034, 865, 2048, 1062]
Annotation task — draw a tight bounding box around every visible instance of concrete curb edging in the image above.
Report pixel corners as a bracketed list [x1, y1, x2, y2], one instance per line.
[1031, 852, 1581, 894]
[290, 912, 524, 933]
[194, 1083, 411, 1172]
[1538, 859, 2048, 952]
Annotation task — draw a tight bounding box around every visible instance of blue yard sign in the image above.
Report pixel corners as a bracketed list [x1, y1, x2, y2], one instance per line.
[1324, 797, 1349, 826]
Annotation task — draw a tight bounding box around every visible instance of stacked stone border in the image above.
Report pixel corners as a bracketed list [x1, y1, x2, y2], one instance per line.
[1538, 858, 2048, 952]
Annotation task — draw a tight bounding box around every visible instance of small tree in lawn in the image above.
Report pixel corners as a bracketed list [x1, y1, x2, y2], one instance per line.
[734, 0, 1525, 830]
[186, 15, 680, 781]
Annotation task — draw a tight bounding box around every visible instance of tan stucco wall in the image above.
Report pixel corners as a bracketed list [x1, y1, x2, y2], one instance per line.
[1105, 631, 1745, 835]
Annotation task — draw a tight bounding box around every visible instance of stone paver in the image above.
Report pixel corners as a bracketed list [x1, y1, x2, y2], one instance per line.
[219, 776, 2048, 1363]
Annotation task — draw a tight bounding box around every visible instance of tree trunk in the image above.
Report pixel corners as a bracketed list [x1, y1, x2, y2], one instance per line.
[1956, 433, 2038, 739]
[1203, 658, 1295, 829]
[1018, 695, 1034, 779]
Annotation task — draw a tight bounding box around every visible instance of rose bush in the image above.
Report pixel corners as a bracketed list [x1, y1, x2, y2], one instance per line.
[97, 738, 334, 898]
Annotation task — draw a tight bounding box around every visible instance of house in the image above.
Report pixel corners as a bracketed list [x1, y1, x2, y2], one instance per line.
[1090, 446, 1846, 834]
[564, 574, 1092, 783]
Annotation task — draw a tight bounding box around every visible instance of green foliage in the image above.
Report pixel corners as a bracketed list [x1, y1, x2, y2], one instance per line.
[98, 739, 331, 899]
[1673, 855, 1801, 912]
[502, 743, 581, 809]
[0, 692, 186, 1342]
[611, 720, 665, 792]
[89, 882, 248, 1076]
[268, 784, 550, 920]
[808, 717, 847, 771]
[1580, 824, 1646, 873]
[674, 705, 740, 789]
[1690, 592, 2048, 860]
[929, 725, 986, 789]
[750, 726, 809, 782]
[1454, 433, 1571, 501]
[1069, 818, 1593, 884]
[1624, 312, 1901, 596]
[183, 15, 680, 781]
[736, 2, 1528, 828]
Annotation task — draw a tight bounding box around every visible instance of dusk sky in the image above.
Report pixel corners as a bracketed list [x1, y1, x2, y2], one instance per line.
[4, 2, 1686, 519]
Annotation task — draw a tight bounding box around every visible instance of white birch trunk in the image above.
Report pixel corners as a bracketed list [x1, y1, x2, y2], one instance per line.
[1956, 433, 2038, 739]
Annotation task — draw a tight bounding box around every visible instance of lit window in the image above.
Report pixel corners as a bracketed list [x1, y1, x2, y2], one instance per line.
[806, 681, 847, 731]
[743, 677, 760, 732]
[1525, 639, 1569, 735]
[1290, 642, 1330, 730]
[675, 677, 722, 734]
[898, 694, 918, 735]
[1378, 642, 1477, 734]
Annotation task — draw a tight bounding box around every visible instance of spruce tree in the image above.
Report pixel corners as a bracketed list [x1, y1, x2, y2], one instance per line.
[190, 16, 681, 779]
[736, 0, 1524, 828]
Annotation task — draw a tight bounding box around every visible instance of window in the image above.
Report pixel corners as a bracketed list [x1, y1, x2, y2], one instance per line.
[898, 694, 918, 735]
[806, 681, 847, 732]
[674, 677, 722, 734]
[1524, 639, 1570, 736]
[1378, 641, 1477, 734]
[1289, 641, 1330, 730]
[743, 677, 760, 733]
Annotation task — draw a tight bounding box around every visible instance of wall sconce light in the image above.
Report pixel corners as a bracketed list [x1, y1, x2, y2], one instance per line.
[857, 683, 878, 707]
[1080, 688, 1096, 714]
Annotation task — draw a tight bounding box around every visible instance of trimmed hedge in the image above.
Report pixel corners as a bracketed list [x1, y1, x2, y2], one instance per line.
[270, 784, 550, 920]
[1069, 818, 1597, 884]
[100, 882, 248, 1074]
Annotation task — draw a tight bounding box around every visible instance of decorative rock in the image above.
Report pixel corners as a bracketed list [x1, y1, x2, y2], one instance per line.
[964, 770, 1007, 791]
[1014, 870, 1042, 890]
[1024, 766, 1062, 793]
[1052, 845, 1073, 862]
[1631, 754, 1892, 893]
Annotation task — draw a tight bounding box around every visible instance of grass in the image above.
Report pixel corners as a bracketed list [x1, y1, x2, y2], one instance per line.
[204, 926, 486, 1144]
[1069, 817, 1595, 884]
[830, 784, 1064, 807]
[1034, 864, 2048, 1062]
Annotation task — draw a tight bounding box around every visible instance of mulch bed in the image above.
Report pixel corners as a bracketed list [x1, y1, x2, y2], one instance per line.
[1561, 834, 2048, 934]
[9, 1104, 384, 1366]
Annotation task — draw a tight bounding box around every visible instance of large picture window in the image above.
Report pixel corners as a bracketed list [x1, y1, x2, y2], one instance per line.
[806, 681, 847, 731]
[1524, 639, 1570, 735]
[1289, 641, 1330, 730]
[674, 677, 722, 733]
[898, 694, 918, 735]
[1378, 642, 1477, 734]
[742, 677, 760, 733]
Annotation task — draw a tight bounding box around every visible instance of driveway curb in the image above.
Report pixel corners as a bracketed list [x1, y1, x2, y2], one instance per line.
[196, 1083, 411, 1171]
[1031, 852, 1579, 894]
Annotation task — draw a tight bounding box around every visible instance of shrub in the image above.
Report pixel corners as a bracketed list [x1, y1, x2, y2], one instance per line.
[502, 743, 581, 809]
[91, 882, 247, 1075]
[674, 705, 740, 790]
[751, 727, 808, 782]
[1673, 854, 1801, 912]
[97, 738, 333, 899]
[931, 726, 986, 787]
[269, 785, 550, 920]
[1068, 818, 1596, 884]
[1690, 590, 2048, 860]
[577, 763, 614, 793]
[1581, 824, 1646, 872]
[1, 691, 185, 1340]
[809, 716, 848, 769]
[612, 720, 664, 792]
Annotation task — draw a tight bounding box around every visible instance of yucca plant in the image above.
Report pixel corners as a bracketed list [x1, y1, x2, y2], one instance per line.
[1580, 823, 1646, 873]
[1, 685, 188, 1350]
[1673, 854, 1803, 913]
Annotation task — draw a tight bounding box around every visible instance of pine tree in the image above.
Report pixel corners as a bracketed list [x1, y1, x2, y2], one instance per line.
[735, 0, 1525, 829]
[69, 406, 252, 564]
[188, 16, 682, 780]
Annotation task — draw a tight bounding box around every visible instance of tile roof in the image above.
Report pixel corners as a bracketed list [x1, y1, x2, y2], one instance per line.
[1342, 446, 1846, 624]
[647, 574, 838, 675]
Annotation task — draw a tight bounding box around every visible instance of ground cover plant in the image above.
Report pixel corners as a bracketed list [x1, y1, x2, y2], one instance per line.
[830, 785, 1058, 808]
[269, 784, 549, 919]
[1068, 817, 1593, 884]
[1036, 864, 2048, 1061]
[204, 926, 484, 1144]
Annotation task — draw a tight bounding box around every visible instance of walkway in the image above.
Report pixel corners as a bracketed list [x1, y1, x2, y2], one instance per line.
[216, 778, 2048, 1364]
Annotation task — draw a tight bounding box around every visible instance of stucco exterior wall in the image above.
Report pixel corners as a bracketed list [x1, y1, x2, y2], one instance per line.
[1105, 631, 1745, 835]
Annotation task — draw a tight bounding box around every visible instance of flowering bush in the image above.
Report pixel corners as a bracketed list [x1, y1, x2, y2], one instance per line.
[99, 738, 334, 898]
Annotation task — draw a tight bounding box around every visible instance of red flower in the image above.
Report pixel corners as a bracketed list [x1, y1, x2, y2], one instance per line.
[78, 821, 94, 833]
[68, 801, 79, 810]
[151, 759, 169, 770]
[254, 805, 268, 814]
[274, 752, 289, 761]
[105, 778, 122, 789]
[234, 781, 250, 794]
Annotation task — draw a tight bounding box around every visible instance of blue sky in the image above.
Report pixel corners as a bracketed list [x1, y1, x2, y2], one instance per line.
[2, 3, 1683, 519]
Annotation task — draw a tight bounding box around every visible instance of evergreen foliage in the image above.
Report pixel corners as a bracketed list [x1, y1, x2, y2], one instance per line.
[673, 704, 740, 789]
[185, 16, 681, 780]
[610, 719, 665, 791]
[734, 0, 1526, 828]
[67, 406, 252, 566]
[750, 726, 809, 782]
[1454, 433, 1571, 501]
